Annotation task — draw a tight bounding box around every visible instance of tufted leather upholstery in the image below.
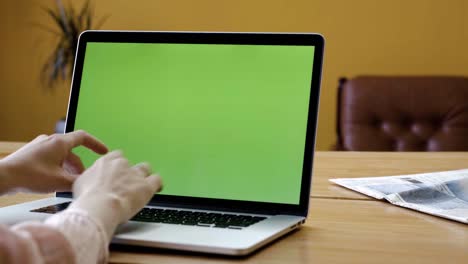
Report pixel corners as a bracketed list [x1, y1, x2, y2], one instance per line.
[334, 76, 468, 151]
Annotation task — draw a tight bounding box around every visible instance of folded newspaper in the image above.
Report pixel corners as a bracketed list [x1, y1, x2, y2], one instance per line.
[330, 169, 468, 224]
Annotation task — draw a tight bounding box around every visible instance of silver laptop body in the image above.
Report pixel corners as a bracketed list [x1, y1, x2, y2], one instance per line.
[0, 31, 324, 255]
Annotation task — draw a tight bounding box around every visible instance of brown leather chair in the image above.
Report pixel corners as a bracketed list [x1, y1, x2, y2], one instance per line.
[334, 76, 468, 151]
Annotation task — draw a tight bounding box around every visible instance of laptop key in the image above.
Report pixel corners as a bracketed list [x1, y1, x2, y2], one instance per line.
[181, 221, 197, 226]
[213, 224, 229, 228]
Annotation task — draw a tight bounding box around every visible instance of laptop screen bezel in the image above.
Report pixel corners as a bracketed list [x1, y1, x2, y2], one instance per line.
[59, 30, 324, 217]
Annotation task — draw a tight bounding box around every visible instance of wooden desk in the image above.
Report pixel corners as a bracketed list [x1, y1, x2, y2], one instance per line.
[2, 194, 467, 263]
[0, 141, 25, 156]
[313, 151, 468, 200]
[1, 142, 467, 263]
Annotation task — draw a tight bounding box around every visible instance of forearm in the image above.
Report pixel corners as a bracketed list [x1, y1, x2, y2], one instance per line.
[45, 208, 110, 264]
[0, 206, 110, 264]
[1, 222, 75, 264]
[68, 194, 122, 242]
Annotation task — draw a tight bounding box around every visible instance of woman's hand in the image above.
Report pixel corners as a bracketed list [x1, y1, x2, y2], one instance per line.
[70, 150, 162, 239]
[0, 130, 108, 193]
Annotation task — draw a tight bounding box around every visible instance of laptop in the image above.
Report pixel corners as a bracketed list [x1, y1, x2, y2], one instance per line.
[0, 31, 324, 255]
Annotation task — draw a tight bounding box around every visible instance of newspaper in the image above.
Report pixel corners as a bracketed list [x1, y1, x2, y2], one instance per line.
[330, 169, 468, 224]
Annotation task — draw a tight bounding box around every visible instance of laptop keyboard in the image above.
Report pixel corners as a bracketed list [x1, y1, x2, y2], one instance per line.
[31, 202, 267, 229]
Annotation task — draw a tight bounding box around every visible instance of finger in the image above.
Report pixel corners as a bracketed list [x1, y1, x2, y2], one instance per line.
[133, 162, 152, 177]
[103, 150, 123, 161]
[63, 130, 108, 154]
[145, 174, 163, 193]
[63, 152, 85, 174]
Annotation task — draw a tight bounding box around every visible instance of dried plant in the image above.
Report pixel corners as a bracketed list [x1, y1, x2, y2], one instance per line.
[40, 0, 108, 90]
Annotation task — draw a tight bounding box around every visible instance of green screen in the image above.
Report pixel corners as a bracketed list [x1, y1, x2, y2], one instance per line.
[74, 42, 314, 204]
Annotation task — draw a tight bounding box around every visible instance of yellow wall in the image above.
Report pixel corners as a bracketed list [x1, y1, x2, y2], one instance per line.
[1, 0, 467, 149]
